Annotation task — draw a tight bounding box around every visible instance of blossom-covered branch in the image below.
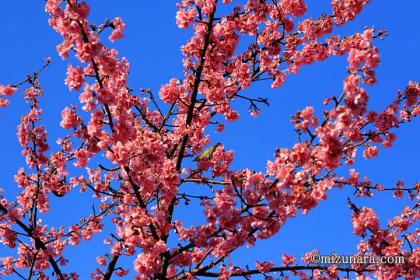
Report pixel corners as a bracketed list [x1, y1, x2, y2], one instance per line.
[0, 0, 418, 279]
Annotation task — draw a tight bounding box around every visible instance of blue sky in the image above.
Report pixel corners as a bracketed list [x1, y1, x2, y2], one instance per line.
[0, 0, 419, 278]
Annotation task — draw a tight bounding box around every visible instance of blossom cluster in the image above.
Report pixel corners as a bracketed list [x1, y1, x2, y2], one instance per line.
[0, 0, 418, 279]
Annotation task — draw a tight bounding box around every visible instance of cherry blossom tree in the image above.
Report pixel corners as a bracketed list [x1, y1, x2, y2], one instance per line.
[0, 0, 419, 279]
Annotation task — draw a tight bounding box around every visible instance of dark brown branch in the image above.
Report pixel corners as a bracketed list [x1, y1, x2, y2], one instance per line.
[193, 265, 372, 278]
[11, 58, 51, 88]
[0, 204, 65, 280]
[174, 11, 216, 171]
[103, 254, 119, 280]
[160, 9, 218, 279]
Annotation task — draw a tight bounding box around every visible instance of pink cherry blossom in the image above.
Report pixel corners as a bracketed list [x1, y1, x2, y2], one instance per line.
[65, 65, 85, 91]
[0, 85, 17, 96]
[60, 107, 81, 129]
[0, 0, 417, 279]
[109, 17, 125, 42]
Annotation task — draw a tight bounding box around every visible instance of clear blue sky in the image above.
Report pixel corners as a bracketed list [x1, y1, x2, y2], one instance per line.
[0, 0, 419, 278]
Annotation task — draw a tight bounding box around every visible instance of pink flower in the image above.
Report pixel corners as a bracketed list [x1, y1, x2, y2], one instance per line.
[176, 5, 197, 29]
[159, 79, 182, 104]
[68, 2, 90, 20]
[302, 250, 319, 263]
[133, 240, 168, 277]
[96, 256, 106, 266]
[1, 257, 14, 275]
[0, 98, 9, 107]
[315, 126, 343, 170]
[255, 261, 274, 273]
[0, 85, 17, 96]
[271, 71, 286, 89]
[363, 145, 378, 159]
[115, 269, 129, 277]
[282, 254, 295, 266]
[44, 0, 62, 16]
[216, 123, 224, 132]
[280, 0, 307, 17]
[347, 169, 359, 186]
[109, 17, 125, 42]
[24, 87, 43, 101]
[294, 106, 318, 130]
[352, 207, 379, 236]
[233, 61, 251, 89]
[298, 16, 333, 41]
[0, 225, 17, 248]
[225, 109, 239, 121]
[65, 65, 85, 91]
[412, 106, 420, 116]
[60, 107, 80, 129]
[332, 0, 371, 25]
[403, 81, 419, 107]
